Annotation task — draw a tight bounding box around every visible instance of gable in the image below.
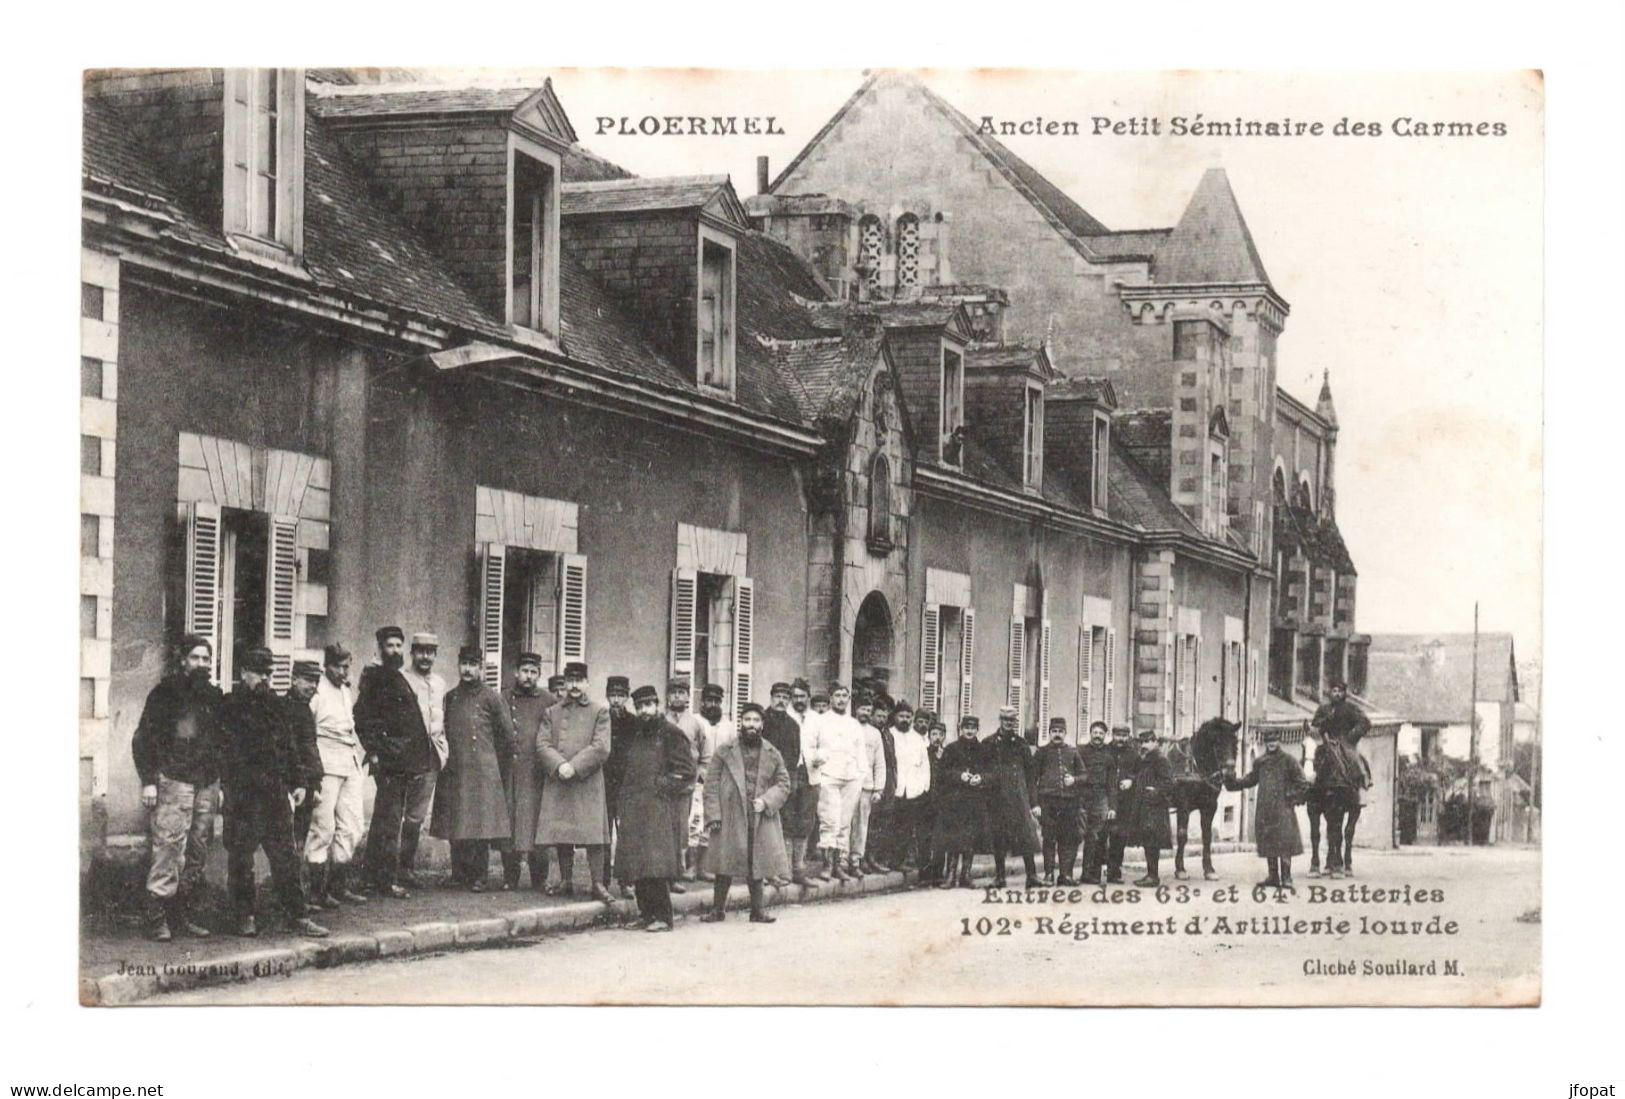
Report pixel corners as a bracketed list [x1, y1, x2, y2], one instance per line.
[511, 79, 578, 148]
[701, 182, 751, 231]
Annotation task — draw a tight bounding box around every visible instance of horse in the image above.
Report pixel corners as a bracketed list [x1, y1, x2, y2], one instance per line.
[1165, 717, 1241, 880]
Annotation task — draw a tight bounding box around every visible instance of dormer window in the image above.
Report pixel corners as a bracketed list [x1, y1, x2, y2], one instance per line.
[223, 68, 304, 257]
[940, 343, 964, 465]
[697, 226, 736, 393]
[1090, 411, 1110, 512]
[508, 136, 561, 339]
[1024, 384, 1044, 490]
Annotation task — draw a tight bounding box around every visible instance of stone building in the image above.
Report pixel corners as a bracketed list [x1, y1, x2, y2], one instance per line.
[79, 67, 1366, 869]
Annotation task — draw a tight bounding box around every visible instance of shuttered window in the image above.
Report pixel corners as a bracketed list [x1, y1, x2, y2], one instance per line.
[959, 608, 976, 721]
[558, 553, 588, 668]
[1006, 616, 1025, 713]
[1038, 620, 1052, 735]
[1078, 625, 1093, 732]
[479, 543, 506, 689]
[1105, 628, 1118, 724]
[184, 502, 223, 684]
[670, 567, 698, 680]
[265, 515, 298, 692]
[731, 577, 754, 721]
[920, 604, 941, 715]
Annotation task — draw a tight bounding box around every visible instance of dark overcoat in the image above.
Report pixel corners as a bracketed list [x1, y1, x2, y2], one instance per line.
[536, 697, 612, 845]
[1119, 748, 1175, 848]
[703, 738, 792, 879]
[1227, 749, 1308, 857]
[432, 681, 515, 841]
[604, 707, 639, 818]
[614, 716, 697, 881]
[762, 708, 809, 836]
[354, 664, 436, 776]
[503, 685, 556, 850]
[982, 732, 1040, 854]
[280, 692, 325, 793]
[219, 683, 301, 794]
[131, 673, 223, 787]
[931, 736, 990, 852]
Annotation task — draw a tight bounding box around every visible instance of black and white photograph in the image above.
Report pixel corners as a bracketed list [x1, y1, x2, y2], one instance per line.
[65, 63, 1556, 1010]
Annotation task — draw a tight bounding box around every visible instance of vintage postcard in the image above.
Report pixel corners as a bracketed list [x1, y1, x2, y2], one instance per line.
[77, 67, 1542, 1007]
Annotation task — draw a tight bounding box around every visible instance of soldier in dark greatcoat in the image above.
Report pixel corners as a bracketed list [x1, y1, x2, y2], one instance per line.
[1104, 724, 1138, 882]
[501, 652, 556, 890]
[355, 626, 439, 898]
[984, 705, 1041, 888]
[433, 645, 515, 890]
[1120, 729, 1175, 888]
[932, 716, 990, 888]
[281, 659, 326, 903]
[1076, 721, 1120, 885]
[1226, 726, 1310, 887]
[219, 647, 328, 938]
[701, 703, 792, 924]
[918, 718, 947, 884]
[613, 685, 697, 931]
[762, 681, 808, 885]
[602, 675, 635, 887]
[1309, 679, 1371, 878]
[1033, 717, 1085, 885]
[536, 661, 613, 903]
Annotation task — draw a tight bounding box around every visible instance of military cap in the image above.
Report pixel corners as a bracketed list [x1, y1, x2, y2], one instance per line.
[375, 626, 404, 644]
[1088, 720, 1109, 733]
[892, 699, 915, 714]
[790, 677, 811, 693]
[547, 675, 566, 693]
[668, 676, 692, 693]
[632, 685, 659, 705]
[241, 646, 275, 675]
[292, 659, 322, 681]
[180, 633, 213, 657]
[1048, 716, 1068, 729]
[564, 661, 589, 679]
[701, 683, 724, 702]
[769, 681, 792, 696]
[1329, 677, 1349, 691]
[915, 709, 937, 723]
[516, 651, 543, 668]
[960, 715, 980, 729]
[1136, 728, 1157, 741]
[739, 702, 765, 718]
[1111, 724, 1132, 737]
[605, 675, 631, 694]
[929, 721, 947, 732]
[458, 644, 482, 663]
[810, 691, 830, 705]
[1261, 726, 1283, 741]
[410, 631, 439, 649]
[323, 642, 351, 666]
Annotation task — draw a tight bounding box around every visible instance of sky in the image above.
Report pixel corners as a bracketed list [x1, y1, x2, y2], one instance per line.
[425, 68, 1544, 651]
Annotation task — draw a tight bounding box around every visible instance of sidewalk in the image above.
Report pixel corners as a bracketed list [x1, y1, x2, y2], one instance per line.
[81, 861, 941, 1006]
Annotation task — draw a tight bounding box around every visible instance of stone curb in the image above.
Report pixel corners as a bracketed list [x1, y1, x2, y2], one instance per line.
[82, 869, 930, 1006]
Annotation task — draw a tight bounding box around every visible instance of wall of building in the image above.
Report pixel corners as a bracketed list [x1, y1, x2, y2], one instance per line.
[562, 211, 700, 383]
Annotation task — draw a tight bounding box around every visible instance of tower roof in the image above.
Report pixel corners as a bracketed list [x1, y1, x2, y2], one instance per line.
[1316, 370, 1339, 427]
[1156, 168, 1272, 286]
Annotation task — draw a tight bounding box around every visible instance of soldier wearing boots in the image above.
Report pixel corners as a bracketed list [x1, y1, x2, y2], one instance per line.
[603, 675, 637, 896]
[762, 681, 810, 885]
[1104, 724, 1137, 882]
[1120, 729, 1174, 888]
[281, 659, 326, 907]
[132, 634, 224, 941]
[304, 644, 369, 908]
[1076, 721, 1119, 885]
[219, 647, 328, 938]
[700, 704, 791, 924]
[1033, 717, 1085, 885]
[1226, 726, 1310, 888]
[355, 627, 440, 898]
[501, 653, 556, 890]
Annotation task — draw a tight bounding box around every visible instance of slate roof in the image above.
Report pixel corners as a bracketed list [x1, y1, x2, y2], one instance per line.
[310, 84, 537, 118]
[803, 299, 960, 332]
[1274, 501, 1357, 572]
[562, 145, 635, 183]
[761, 329, 888, 424]
[1363, 633, 1521, 724]
[84, 96, 498, 337]
[1047, 375, 1118, 408]
[1080, 228, 1171, 261]
[1155, 167, 1272, 286]
[966, 343, 1045, 372]
[1107, 447, 1203, 535]
[561, 175, 733, 217]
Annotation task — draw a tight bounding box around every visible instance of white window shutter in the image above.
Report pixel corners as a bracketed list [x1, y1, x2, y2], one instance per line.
[1077, 625, 1093, 733]
[919, 603, 941, 715]
[265, 514, 299, 692]
[479, 543, 506, 689]
[184, 501, 223, 684]
[731, 576, 754, 722]
[1105, 628, 1118, 727]
[557, 553, 587, 669]
[670, 567, 698, 679]
[1193, 636, 1203, 725]
[959, 608, 976, 720]
[1173, 636, 1186, 736]
[1006, 616, 1025, 713]
[1039, 619, 1052, 735]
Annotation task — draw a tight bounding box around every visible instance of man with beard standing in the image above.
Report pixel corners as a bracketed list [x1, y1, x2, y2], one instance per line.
[985, 705, 1041, 888]
[1076, 721, 1119, 886]
[932, 716, 989, 888]
[219, 647, 328, 938]
[434, 646, 514, 891]
[693, 683, 733, 879]
[537, 661, 614, 903]
[356, 626, 438, 898]
[762, 682, 808, 886]
[1120, 729, 1175, 888]
[665, 677, 709, 888]
[303, 644, 369, 909]
[1033, 716, 1085, 885]
[1104, 724, 1137, 883]
[601, 675, 636, 895]
[614, 686, 697, 932]
[886, 701, 931, 872]
[919, 718, 948, 884]
[501, 652, 555, 891]
[132, 634, 224, 941]
[701, 703, 792, 924]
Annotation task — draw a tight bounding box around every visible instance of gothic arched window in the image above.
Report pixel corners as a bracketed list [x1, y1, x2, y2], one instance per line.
[895, 213, 920, 290]
[867, 452, 893, 551]
[858, 216, 885, 296]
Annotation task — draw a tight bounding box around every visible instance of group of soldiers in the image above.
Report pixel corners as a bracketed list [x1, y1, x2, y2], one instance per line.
[132, 622, 1373, 940]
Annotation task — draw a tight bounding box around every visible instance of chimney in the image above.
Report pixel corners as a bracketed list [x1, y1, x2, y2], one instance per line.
[756, 156, 770, 196]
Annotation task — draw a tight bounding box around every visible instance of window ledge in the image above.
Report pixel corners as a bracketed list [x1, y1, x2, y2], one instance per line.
[226, 234, 309, 279]
[510, 325, 562, 355]
[866, 534, 895, 558]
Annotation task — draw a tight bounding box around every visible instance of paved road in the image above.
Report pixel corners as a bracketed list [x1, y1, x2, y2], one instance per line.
[169, 847, 1539, 1006]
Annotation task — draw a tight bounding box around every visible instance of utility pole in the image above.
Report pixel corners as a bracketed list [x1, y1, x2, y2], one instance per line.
[1467, 603, 1479, 847]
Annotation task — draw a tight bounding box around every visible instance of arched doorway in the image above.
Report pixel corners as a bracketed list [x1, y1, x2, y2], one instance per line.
[852, 591, 895, 699]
